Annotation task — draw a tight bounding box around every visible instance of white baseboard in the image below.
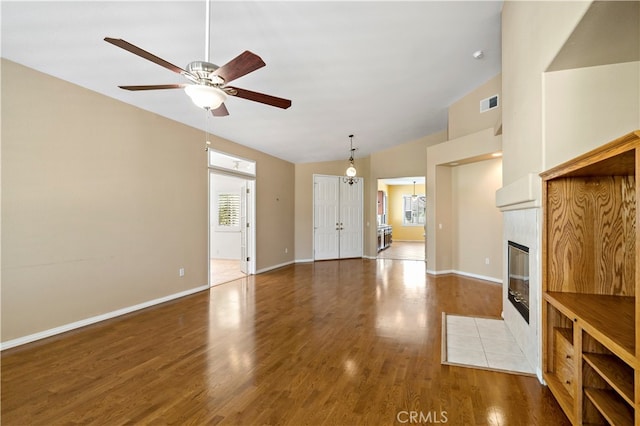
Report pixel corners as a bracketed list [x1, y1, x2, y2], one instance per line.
[296, 257, 378, 262]
[1, 284, 210, 351]
[426, 268, 454, 275]
[454, 270, 502, 284]
[426, 269, 502, 285]
[256, 260, 295, 274]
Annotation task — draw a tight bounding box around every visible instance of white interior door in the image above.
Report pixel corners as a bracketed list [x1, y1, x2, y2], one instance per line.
[339, 179, 363, 258]
[313, 175, 363, 260]
[240, 184, 248, 274]
[314, 175, 340, 260]
[240, 180, 255, 275]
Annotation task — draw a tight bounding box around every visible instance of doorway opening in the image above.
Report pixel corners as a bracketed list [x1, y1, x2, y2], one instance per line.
[376, 176, 426, 261]
[208, 150, 256, 287]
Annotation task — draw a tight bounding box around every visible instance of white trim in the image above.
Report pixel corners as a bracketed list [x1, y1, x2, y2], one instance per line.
[426, 268, 455, 276]
[246, 180, 257, 275]
[256, 260, 295, 274]
[453, 270, 502, 284]
[295, 258, 314, 263]
[1, 285, 209, 351]
[426, 269, 502, 285]
[208, 149, 257, 177]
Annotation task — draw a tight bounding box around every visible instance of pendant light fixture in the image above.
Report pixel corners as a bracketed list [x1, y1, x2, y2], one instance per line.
[412, 181, 417, 199]
[343, 134, 358, 185]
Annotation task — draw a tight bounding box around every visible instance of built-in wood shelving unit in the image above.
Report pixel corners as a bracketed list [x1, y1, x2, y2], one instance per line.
[541, 130, 640, 425]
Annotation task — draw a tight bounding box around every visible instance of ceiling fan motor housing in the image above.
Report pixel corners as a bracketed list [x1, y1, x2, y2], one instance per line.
[186, 61, 224, 85]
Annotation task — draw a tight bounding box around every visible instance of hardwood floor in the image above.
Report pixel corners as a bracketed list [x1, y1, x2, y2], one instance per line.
[1, 259, 568, 425]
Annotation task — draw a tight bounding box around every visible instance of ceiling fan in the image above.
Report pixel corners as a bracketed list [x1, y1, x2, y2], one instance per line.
[104, 3, 291, 117]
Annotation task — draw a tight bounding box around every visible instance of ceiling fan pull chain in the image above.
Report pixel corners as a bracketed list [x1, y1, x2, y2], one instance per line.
[205, 109, 212, 151]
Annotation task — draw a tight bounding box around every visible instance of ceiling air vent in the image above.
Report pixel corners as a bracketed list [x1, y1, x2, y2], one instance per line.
[480, 94, 499, 113]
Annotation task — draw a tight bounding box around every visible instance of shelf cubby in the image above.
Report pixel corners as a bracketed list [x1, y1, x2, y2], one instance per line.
[583, 352, 633, 406]
[584, 388, 633, 426]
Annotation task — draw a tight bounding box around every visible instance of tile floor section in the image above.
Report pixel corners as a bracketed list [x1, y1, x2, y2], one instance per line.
[442, 314, 535, 376]
[377, 241, 425, 261]
[210, 258, 247, 287]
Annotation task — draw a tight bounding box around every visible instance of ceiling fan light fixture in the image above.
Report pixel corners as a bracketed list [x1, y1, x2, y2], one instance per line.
[184, 84, 227, 110]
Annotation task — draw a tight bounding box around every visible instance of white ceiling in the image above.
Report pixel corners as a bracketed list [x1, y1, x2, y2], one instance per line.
[1, 0, 502, 164]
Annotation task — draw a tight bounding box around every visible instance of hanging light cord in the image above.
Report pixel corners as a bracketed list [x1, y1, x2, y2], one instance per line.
[349, 135, 355, 163]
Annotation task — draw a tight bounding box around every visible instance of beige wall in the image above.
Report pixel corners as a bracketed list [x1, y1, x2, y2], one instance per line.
[370, 134, 444, 180]
[452, 158, 503, 280]
[426, 128, 502, 276]
[252, 154, 295, 270]
[501, 1, 591, 185]
[448, 74, 502, 140]
[387, 184, 425, 241]
[426, 69, 504, 279]
[1, 59, 294, 343]
[544, 61, 640, 169]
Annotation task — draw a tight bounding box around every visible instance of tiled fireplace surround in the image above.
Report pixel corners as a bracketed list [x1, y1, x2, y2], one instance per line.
[497, 174, 543, 381]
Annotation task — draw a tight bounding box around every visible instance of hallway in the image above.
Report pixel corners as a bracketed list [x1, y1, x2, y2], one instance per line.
[377, 240, 425, 261]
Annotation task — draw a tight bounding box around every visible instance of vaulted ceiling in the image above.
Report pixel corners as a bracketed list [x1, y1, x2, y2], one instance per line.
[1, 1, 502, 163]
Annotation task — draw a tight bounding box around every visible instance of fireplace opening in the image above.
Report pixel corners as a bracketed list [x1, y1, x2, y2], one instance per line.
[508, 241, 529, 323]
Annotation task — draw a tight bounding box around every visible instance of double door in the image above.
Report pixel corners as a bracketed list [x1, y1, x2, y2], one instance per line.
[313, 175, 363, 260]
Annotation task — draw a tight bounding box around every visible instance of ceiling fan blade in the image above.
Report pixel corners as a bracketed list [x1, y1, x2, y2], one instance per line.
[214, 51, 266, 84]
[119, 84, 186, 91]
[211, 103, 229, 117]
[227, 87, 292, 109]
[104, 37, 188, 76]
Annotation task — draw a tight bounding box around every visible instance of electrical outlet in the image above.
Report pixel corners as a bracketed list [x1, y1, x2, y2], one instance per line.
[285, 248, 288, 254]
[485, 258, 490, 265]
[179, 268, 185, 277]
